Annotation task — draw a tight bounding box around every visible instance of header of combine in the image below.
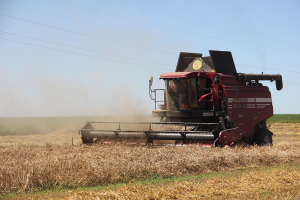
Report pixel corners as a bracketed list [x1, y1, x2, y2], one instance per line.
[80, 50, 282, 147]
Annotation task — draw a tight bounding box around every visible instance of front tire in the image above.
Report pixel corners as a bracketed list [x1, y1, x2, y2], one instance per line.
[254, 128, 273, 146]
[82, 136, 94, 144]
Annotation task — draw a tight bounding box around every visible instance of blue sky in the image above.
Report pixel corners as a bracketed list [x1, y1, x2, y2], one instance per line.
[0, 0, 299, 116]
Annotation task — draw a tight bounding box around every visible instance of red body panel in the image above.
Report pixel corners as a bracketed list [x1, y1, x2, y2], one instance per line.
[225, 85, 273, 134]
[208, 72, 273, 135]
[219, 74, 239, 85]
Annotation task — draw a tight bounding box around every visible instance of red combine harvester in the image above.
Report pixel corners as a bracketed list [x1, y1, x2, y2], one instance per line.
[80, 50, 282, 146]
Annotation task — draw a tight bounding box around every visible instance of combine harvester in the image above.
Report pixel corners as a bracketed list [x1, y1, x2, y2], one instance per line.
[80, 50, 283, 146]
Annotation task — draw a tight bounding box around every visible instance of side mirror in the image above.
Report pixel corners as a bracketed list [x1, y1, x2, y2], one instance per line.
[276, 79, 283, 91]
[149, 76, 153, 87]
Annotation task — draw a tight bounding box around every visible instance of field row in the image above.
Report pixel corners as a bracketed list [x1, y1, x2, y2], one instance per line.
[1, 143, 300, 194]
[4, 164, 300, 199]
[0, 114, 299, 136]
[1, 123, 299, 147]
[66, 165, 300, 200]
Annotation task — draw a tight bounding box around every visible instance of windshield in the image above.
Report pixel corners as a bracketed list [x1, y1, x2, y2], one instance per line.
[165, 78, 197, 111]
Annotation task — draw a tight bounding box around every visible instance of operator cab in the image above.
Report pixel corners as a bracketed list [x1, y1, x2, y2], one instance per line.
[165, 77, 209, 111]
[150, 71, 220, 122]
[149, 50, 239, 121]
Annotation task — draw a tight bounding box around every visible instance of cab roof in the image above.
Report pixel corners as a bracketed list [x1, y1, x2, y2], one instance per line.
[160, 71, 202, 79]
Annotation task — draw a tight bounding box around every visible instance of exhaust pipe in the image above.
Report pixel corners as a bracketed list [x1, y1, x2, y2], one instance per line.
[238, 73, 283, 90]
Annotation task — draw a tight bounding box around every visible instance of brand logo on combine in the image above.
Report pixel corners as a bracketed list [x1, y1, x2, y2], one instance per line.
[233, 98, 247, 103]
[193, 60, 202, 70]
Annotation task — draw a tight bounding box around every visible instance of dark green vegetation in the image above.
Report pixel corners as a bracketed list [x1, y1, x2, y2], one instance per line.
[268, 114, 300, 123]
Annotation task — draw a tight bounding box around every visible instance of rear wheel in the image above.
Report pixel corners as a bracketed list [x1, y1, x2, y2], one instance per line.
[254, 128, 273, 146]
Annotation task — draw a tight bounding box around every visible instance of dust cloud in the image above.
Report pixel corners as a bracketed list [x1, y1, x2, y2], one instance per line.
[0, 69, 149, 117]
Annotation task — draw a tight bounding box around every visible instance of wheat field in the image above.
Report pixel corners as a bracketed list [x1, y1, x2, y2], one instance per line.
[1, 143, 300, 195]
[1, 120, 300, 198]
[66, 166, 300, 200]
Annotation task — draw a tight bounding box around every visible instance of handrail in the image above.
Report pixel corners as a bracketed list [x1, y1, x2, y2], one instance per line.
[149, 88, 165, 110]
